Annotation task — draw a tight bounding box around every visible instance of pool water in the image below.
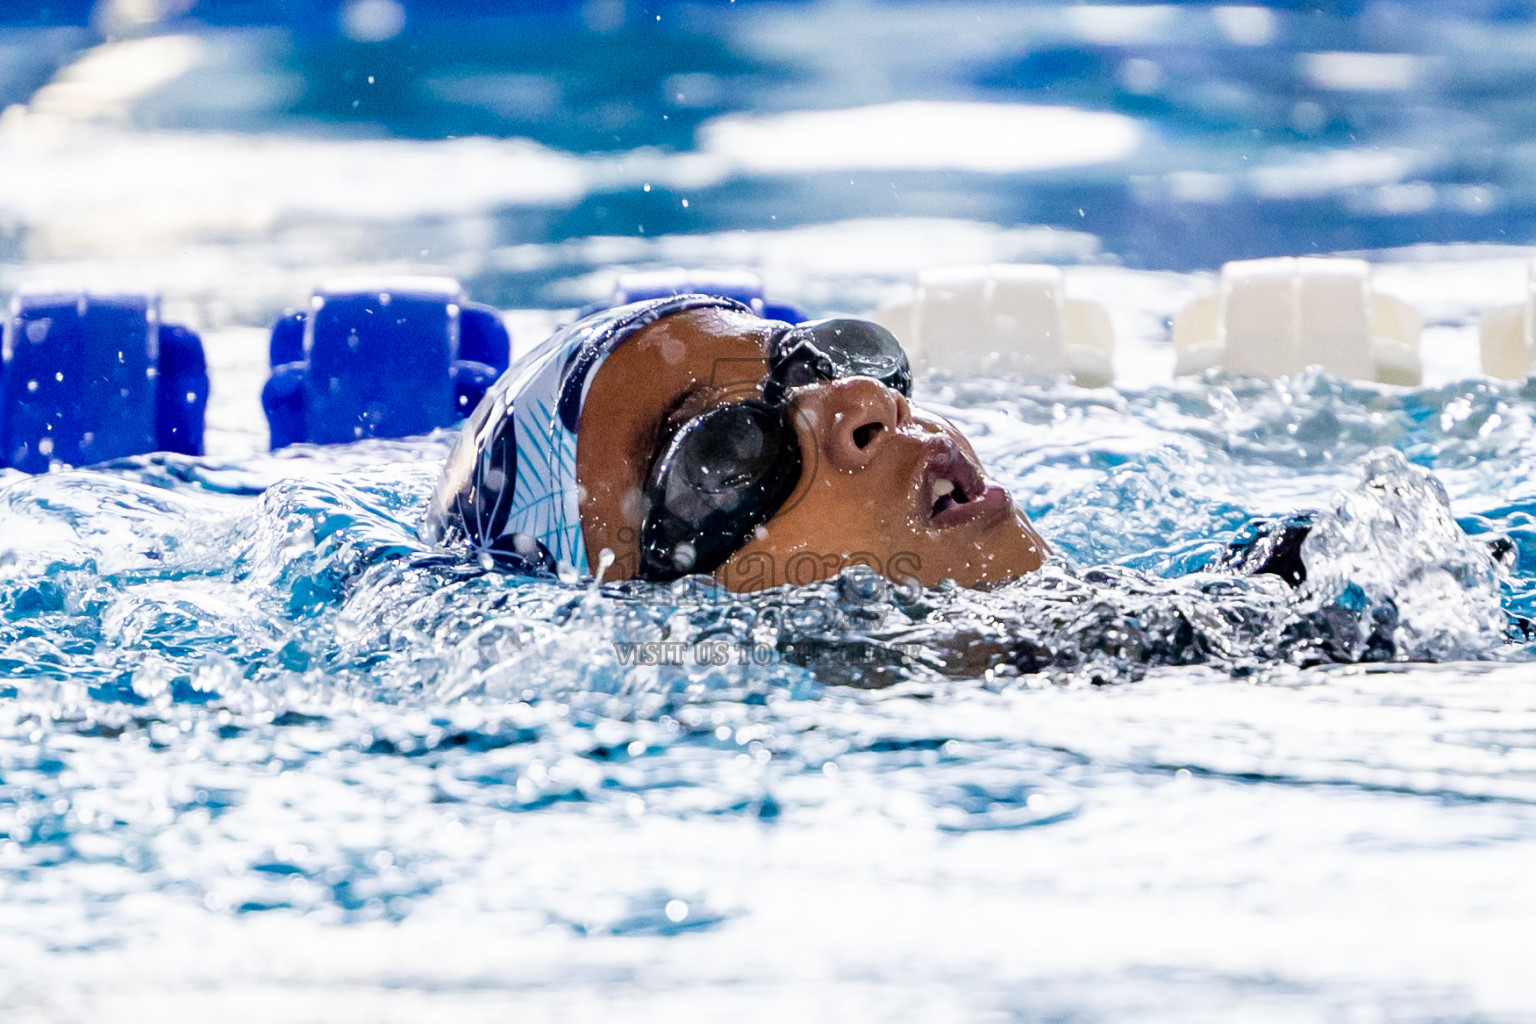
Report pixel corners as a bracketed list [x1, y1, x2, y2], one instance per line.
[5, 302, 1536, 1019]
[6, 2, 1536, 1020]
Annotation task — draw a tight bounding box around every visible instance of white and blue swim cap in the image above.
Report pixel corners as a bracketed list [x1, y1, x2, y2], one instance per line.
[421, 293, 747, 577]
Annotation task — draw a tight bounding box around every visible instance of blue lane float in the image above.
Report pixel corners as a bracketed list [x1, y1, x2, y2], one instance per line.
[584, 268, 808, 325]
[262, 277, 511, 449]
[1, 286, 208, 473]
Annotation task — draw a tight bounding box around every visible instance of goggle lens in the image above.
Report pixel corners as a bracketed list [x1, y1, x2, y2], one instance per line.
[679, 404, 777, 493]
[641, 401, 800, 579]
[767, 318, 911, 402]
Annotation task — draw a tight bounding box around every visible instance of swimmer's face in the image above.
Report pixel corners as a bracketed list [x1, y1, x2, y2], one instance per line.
[576, 307, 1048, 591]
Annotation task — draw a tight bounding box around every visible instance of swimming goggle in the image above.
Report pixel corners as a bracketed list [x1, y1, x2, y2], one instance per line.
[638, 317, 912, 582]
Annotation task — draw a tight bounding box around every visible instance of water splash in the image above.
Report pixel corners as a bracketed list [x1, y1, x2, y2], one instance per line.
[0, 369, 1532, 956]
[1292, 448, 1509, 663]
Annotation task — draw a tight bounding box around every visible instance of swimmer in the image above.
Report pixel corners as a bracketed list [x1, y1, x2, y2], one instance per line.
[422, 295, 1049, 591]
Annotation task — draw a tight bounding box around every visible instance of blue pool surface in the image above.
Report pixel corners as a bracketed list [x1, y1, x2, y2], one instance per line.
[5, 2, 1536, 1020]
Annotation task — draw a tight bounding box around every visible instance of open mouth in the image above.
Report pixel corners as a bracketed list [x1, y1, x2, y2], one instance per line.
[921, 442, 1009, 529]
[929, 475, 973, 517]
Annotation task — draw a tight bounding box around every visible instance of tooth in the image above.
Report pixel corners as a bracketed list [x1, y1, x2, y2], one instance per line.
[932, 479, 955, 500]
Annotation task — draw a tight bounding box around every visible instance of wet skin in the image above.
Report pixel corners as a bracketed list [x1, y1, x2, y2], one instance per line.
[575, 307, 1048, 591]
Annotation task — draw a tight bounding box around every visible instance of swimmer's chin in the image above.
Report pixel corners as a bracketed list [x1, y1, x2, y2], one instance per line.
[707, 505, 1048, 593]
[909, 494, 1050, 590]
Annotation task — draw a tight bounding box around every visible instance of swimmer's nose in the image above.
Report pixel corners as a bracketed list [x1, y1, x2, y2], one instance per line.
[790, 376, 908, 473]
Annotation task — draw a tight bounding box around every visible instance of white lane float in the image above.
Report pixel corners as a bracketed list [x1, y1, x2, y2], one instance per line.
[1171, 256, 1422, 385]
[875, 264, 1116, 386]
[1478, 260, 1536, 380]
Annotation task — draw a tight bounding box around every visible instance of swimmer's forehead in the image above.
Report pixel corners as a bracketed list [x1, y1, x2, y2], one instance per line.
[577, 307, 780, 476]
[601, 306, 780, 408]
[622, 306, 781, 360]
[574, 305, 786, 566]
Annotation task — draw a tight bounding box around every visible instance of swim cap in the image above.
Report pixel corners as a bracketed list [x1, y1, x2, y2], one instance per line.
[421, 294, 748, 576]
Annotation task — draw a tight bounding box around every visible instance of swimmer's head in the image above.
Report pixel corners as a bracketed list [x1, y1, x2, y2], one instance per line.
[422, 296, 1047, 590]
